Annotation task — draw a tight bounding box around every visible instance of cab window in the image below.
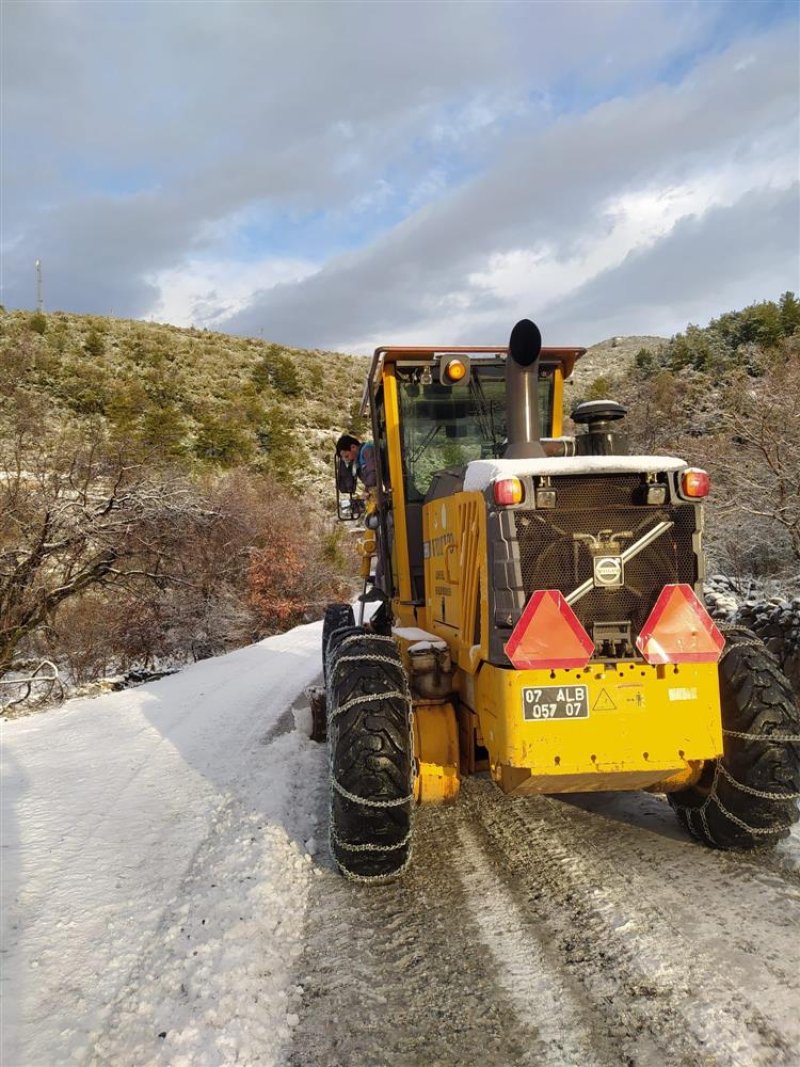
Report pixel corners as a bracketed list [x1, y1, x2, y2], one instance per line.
[396, 364, 554, 502]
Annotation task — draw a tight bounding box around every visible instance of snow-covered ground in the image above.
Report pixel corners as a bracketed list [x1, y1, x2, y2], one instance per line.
[2, 621, 799, 1067]
[2, 624, 327, 1067]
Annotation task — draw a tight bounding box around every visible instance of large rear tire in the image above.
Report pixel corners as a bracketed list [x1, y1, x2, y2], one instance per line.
[327, 633, 414, 881]
[668, 627, 800, 850]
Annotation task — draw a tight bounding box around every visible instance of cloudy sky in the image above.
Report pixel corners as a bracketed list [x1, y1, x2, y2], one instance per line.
[2, 0, 798, 353]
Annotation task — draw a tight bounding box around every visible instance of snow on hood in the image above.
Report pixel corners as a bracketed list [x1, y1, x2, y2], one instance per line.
[463, 455, 687, 492]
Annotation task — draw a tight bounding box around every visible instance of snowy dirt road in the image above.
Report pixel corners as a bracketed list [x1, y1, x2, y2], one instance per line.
[2, 621, 799, 1067]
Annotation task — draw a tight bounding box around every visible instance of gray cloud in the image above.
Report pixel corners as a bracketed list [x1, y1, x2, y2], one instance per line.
[3, 2, 516, 312]
[4, 1, 715, 171]
[2, 1, 796, 342]
[544, 183, 800, 343]
[221, 32, 799, 348]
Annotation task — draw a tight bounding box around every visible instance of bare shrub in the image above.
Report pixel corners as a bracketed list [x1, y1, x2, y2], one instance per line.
[0, 404, 209, 676]
[709, 344, 800, 567]
[45, 593, 119, 684]
[200, 470, 348, 638]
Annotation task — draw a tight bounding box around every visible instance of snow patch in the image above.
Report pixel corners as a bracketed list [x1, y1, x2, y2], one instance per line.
[463, 455, 687, 491]
[1, 622, 326, 1067]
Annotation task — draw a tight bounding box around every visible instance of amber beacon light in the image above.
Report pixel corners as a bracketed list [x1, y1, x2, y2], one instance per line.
[440, 355, 470, 384]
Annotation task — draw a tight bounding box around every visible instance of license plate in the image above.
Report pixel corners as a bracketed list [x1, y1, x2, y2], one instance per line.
[522, 684, 589, 721]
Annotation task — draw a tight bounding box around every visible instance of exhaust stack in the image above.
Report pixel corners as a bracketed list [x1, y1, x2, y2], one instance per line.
[505, 319, 545, 459]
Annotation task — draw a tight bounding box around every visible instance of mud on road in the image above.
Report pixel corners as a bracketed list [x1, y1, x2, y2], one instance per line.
[290, 778, 800, 1067]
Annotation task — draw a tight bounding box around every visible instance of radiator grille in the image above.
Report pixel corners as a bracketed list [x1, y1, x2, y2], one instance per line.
[514, 475, 697, 641]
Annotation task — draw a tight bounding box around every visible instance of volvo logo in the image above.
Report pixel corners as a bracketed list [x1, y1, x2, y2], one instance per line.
[594, 555, 624, 588]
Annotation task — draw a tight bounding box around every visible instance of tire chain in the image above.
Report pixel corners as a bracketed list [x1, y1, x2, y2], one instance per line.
[670, 627, 800, 847]
[327, 634, 414, 881]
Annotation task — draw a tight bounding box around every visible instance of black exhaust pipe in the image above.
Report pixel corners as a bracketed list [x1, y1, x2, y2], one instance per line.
[505, 319, 545, 459]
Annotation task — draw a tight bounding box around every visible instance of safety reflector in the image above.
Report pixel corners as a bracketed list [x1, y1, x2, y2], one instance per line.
[505, 589, 594, 670]
[636, 584, 725, 664]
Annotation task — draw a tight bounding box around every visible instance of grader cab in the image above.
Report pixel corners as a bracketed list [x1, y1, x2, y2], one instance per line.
[322, 319, 800, 881]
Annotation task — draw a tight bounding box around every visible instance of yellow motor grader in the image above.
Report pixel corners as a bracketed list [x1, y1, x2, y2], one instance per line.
[322, 319, 800, 881]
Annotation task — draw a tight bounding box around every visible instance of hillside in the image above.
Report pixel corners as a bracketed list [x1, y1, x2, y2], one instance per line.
[565, 333, 668, 403]
[0, 310, 370, 685]
[0, 309, 368, 502]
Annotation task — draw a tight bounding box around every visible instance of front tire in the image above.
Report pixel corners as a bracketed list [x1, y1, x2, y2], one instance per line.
[322, 603, 355, 684]
[668, 627, 800, 850]
[327, 633, 413, 881]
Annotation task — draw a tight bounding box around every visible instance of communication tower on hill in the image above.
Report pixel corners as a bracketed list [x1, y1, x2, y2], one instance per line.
[35, 259, 44, 312]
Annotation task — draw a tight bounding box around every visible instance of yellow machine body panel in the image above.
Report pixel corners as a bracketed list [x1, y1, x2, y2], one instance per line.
[423, 491, 489, 669]
[383, 366, 415, 608]
[411, 700, 461, 804]
[472, 660, 722, 794]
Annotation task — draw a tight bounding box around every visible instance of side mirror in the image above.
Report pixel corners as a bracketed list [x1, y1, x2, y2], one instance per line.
[334, 454, 363, 522]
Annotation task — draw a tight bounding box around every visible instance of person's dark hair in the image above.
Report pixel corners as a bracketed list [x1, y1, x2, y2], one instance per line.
[335, 434, 361, 454]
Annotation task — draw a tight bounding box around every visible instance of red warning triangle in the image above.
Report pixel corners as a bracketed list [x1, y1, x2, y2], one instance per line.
[636, 584, 725, 664]
[505, 589, 594, 670]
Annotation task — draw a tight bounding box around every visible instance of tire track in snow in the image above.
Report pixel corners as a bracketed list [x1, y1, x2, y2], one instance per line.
[537, 791, 800, 1053]
[456, 822, 612, 1067]
[290, 803, 544, 1067]
[465, 781, 798, 1067]
[552, 792, 800, 1013]
[293, 770, 798, 1066]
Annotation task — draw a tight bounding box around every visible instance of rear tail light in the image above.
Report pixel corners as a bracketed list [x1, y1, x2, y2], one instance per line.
[636, 584, 725, 664]
[505, 589, 594, 669]
[680, 468, 710, 498]
[493, 477, 524, 506]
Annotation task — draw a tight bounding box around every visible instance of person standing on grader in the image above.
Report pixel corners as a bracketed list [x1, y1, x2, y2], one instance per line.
[335, 433, 387, 611]
[335, 434, 377, 490]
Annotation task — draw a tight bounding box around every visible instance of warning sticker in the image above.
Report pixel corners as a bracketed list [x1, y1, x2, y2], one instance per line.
[592, 688, 617, 712]
[618, 684, 646, 711]
[669, 687, 698, 702]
